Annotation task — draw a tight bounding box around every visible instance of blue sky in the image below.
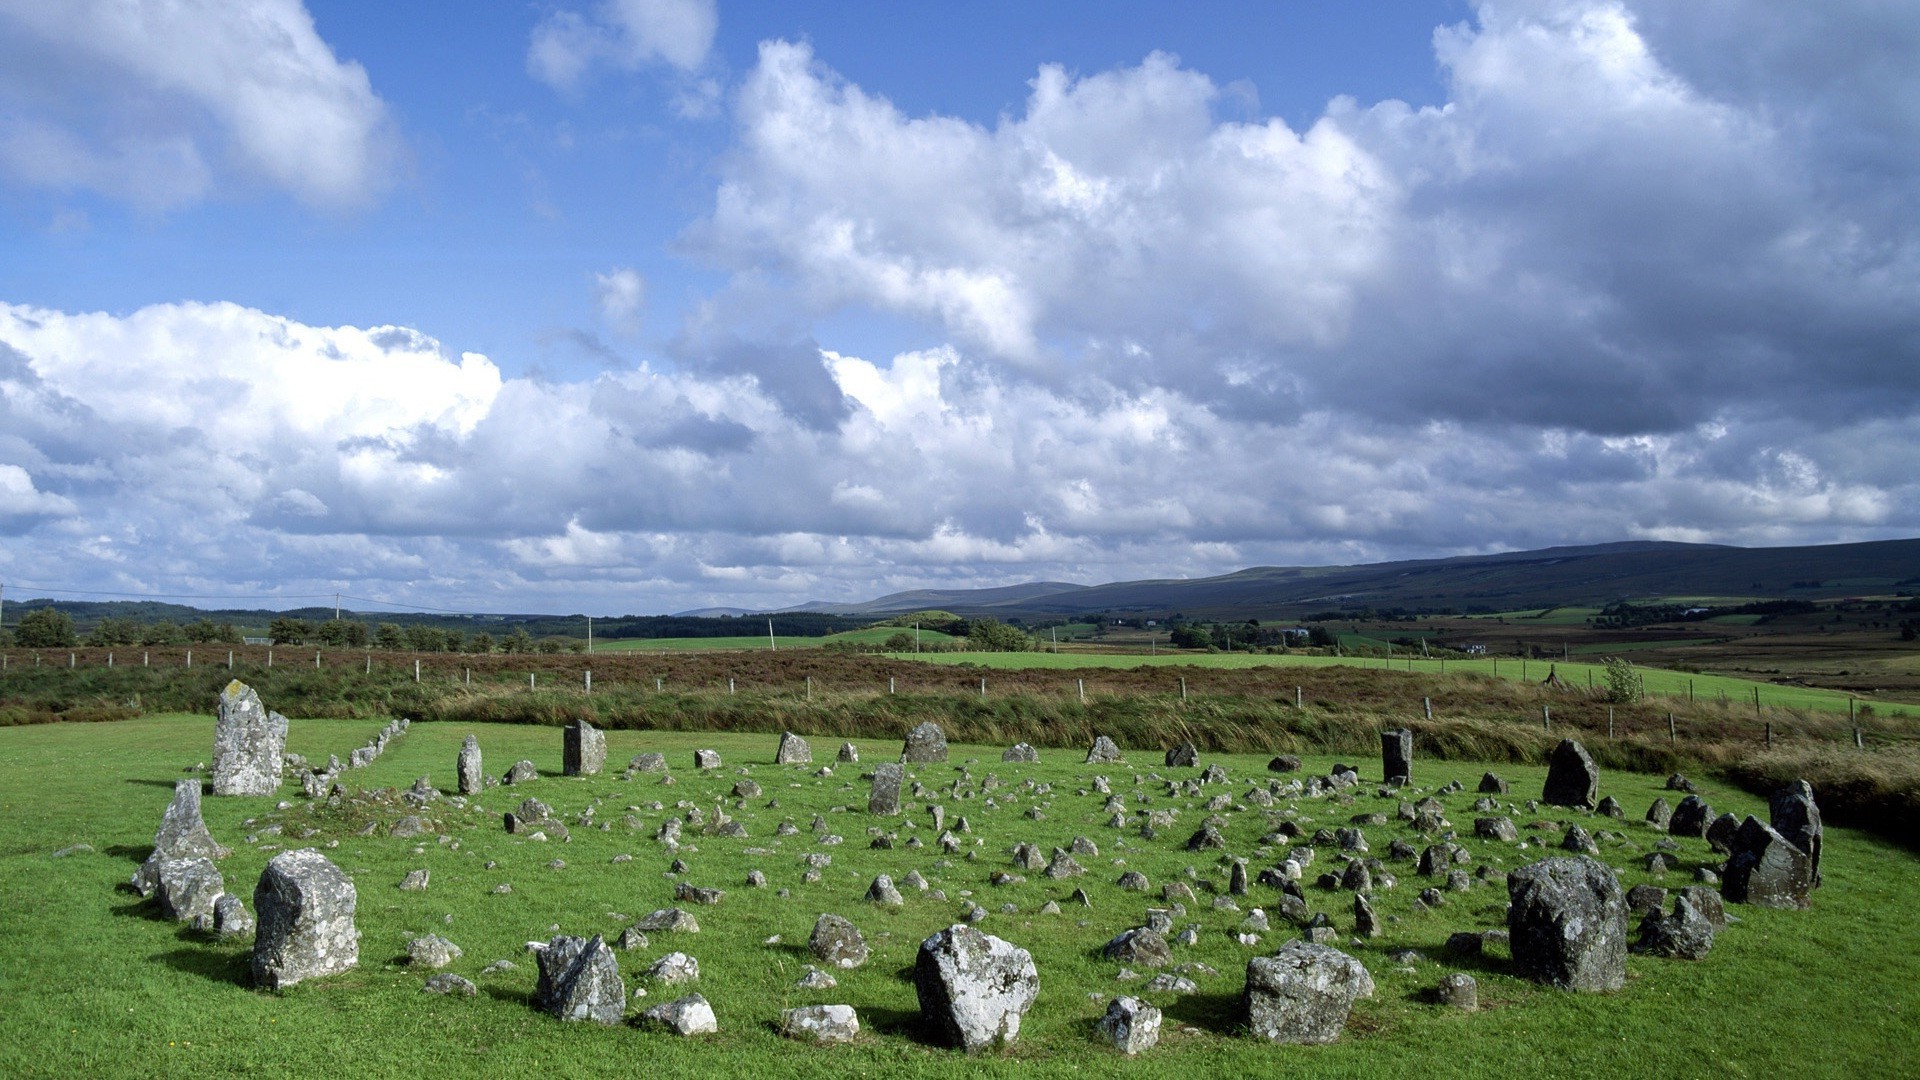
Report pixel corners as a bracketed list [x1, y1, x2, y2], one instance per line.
[1, 0, 1916, 616]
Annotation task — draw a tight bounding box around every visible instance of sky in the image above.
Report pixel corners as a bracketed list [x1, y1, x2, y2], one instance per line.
[0, 0, 1916, 617]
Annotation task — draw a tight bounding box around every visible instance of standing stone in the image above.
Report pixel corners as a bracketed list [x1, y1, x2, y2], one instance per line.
[1478, 772, 1509, 794]
[213, 893, 255, 939]
[1354, 893, 1380, 938]
[1646, 797, 1672, 830]
[1541, 739, 1598, 809]
[533, 934, 626, 1024]
[1769, 780, 1823, 888]
[776, 731, 813, 765]
[154, 857, 225, 924]
[1099, 996, 1162, 1055]
[132, 779, 229, 897]
[1706, 813, 1741, 855]
[1633, 892, 1717, 959]
[1506, 856, 1627, 991]
[504, 759, 538, 785]
[869, 763, 904, 815]
[456, 735, 483, 796]
[913, 925, 1039, 1052]
[1436, 972, 1478, 1010]
[1722, 816, 1813, 910]
[693, 749, 721, 770]
[1669, 796, 1715, 838]
[563, 720, 606, 777]
[211, 681, 288, 796]
[1241, 940, 1376, 1044]
[810, 914, 871, 969]
[836, 742, 859, 763]
[1001, 743, 1039, 763]
[902, 723, 948, 763]
[1165, 743, 1199, 768]
[1381, 729, 1413, 784]
[1084, 736, 1123, 764]
[252, 849, 358, 989]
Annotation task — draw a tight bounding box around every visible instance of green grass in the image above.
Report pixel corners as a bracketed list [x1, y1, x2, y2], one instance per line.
[591, 628, 964, 652]
[889, 652, 1920, 720]
[1, 715, 1914, 1077]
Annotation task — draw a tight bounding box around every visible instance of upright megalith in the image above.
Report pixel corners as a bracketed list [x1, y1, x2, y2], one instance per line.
[456, 735, 483, 796]
[132, 779, 229, 897]
[1165, 743, 1198, 768]
[776, 731, 813, 765]
[212, 681, 288, 796]
[1084, 736, 1124, 764]
[1381, 729, 1413, 784]
[809, 913, 870, 969]
[902, 722, 948, 764]
[1541, 739, 1599, 810]
[1722, 816, 1813, 910]
[534, 934, 626, 1024]
[154, 857, 225, 925]
[913, 925, 1039, 1052]
[563, 720, 606, 777]
[1241, 940, 1375, 1044]
[1769, 780, 1823, 889]
[869, 763, 904, 816]
[1506, 856, 1627, 991]
[252, 849, 359, 989]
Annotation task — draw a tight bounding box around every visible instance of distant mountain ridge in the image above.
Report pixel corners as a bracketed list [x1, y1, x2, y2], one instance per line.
[791, 538, 1920, 620]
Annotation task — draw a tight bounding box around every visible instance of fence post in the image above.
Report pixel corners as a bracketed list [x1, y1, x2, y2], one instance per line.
[415, 659, 421, 683]
[530, 673, 536, 690]
[186, 650, 191, 668]
[656, 677, 662, 692]
[144, 651, 149, 667]
[1607, 706, 1614, 739]
[1180, 677, 1187, 703]
[1668, 712, 1676, 743]
[315, 650, 321, 669]
[365, 653, 371, 674]
[228, 650, 233, 670]
[1078, 678, 1085, 705]
[889, 677, 895, 695]
[70, 652, 75, 668]
[267, 648, 272, 668]
[805, 675, 811, 701]
[729, 678, 735, 695]
[585, 670, 592, 694]
[465, 667, 471, 687]
[107, 652, 113, 668]
[1543, 705, 1550, 731]
[1424, 697, 1432, 720]
[979, 677, 987, 699]
[1296, 686, 1303, 708]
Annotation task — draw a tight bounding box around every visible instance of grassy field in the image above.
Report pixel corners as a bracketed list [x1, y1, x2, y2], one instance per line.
[889, 651, 1920, 721]
[0, 715, 1912, 1078]
[592, 628, 964, 652]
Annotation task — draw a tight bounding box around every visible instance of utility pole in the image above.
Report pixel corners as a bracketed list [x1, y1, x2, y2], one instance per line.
[334, 592, 341, 622]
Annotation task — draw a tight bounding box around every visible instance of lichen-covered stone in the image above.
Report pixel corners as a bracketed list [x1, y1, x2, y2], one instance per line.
[776, 731, 812, 765]
[534, 934, 626, 1024]
[1541, 739, 1598, 809]
[252, 849, 358, 989]
[563, 720, 605, 777]
[1099, 996, 1161, 1054]
[457, 735, 482, 796]
[211, 681, 287, 796]
[1507, 856, 1626, 991]
[780, 1003, 859, 1044]
[1723, 816, 1813, 910]
[810, 913, 870, 968]
[1241, 940, 1375, 1044]
[132, 779, 229, 897]
[902, 723, 948, 763]
[914, 925, 1039, 1051]
[869, 763, 904, 815]
[1084, 736, 1124, 764]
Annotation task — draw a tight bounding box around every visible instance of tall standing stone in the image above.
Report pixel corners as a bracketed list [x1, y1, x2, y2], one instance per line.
[902, 722, 948, 763]
[1165, 743, 1198, 768]
[1769, 780, 1823, 888]
[913, 925, 1039, 1052]
[1506, 856, 1627, 991]
[456, 735, 483, 796]
[1241, 940, 1376, 1044]
[1381, 729, 1413, 784]
[212, 681, 288, 796]
[563, 719, 605, 777]
[534, 934, 626, 1024]
[1084, 736, 1124, 764]
[132, 779, 229, 897]
[252, 849, 359, 989]
[776, 731, 813, 765]
[1541, 739, 1598, 810]
[1722, 816, 1813, 910]
[869, 763, 904, 815]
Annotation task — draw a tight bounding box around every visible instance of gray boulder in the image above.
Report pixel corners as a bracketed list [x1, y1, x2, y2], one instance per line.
[1646, 797, 1672, 830]
[1478, 772, 1509, 794]
[693, 749, 721, 770]
[1669, 795, 1714, 838]
[634, 908, 700, 933]
[638, 993, 717, 1035]
[1633, 892, 1717, 960]
[902, 722, 949, 763]
[1085, 736, 1124, 764]
[837, 742, 859, 763]
[914, 925, 1039, 1051]
[563, 720, 605, 777]
[1165, 743, 1198, 768]
[534, 934, 626, 1024]
[1507, 856, 1627, 991]
[1707, 812, 1741, 854]
[776, 731, 813, 765]
[1001, 743, 1039, 763]
[1381, 729, 1413, 784]
[154, 856, 225, 924]
[1541, 739, 1598, 809]
[1099, 996, 1162, 1055]
[644, 951, 700, 984]
[407, 934, 462, 969]
[213, 893, 255, 939]
[211, 681, 287, 796]
[809, 913, 870, 969]
[628, 752, 667, 773]
[1241, 940, 1376, 1044]
[457, 735, 482, 796]
[1103, 928, 1171, 968]
[504, 760, 537, 785]
[1437, 972, 1477, 1010]
[866, 875, 905, 906]
[781, 1004, 859, 1044]
[252, 849, 358, 989]
[1475, 817, 1520, 842]
[1770, 780, 1823, 888]
[132, 779, 229, 897]
[869, 762, 904, 815]
[1722, 816, 1813, 909]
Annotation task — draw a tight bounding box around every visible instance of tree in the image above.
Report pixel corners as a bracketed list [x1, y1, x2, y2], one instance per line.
[1603, 656, 1644, 704]
[86, 616, 141, 647]
[503, 627, 533, 654]
[467, 631, 494, 654]
[268, 617, 314, 645]
[15, 608, 75, 647]
[965, 617, 1033, 652]
[315, 619, 368, 648]
[374, 623, 405, 650]
[404, 625, 446, 653]
[141, 621, 183, 646]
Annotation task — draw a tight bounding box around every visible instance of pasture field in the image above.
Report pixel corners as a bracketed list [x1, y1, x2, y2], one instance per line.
[0, 716, 1912, 1079]
[592, 627, 964, 652]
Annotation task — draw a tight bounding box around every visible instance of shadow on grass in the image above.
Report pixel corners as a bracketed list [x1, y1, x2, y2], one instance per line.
[110, 897, 158, 920]
[482, 985, 532, 1007]
[1161, 990, 1240, 1034]
[155, 945, 251, 987]
[106, 844, 154, 862]
[859, 1003, 941, 1046]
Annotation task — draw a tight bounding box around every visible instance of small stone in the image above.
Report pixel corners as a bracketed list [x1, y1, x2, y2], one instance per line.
[408, 934, 462, 969]
[1436, 972, 1477, 1010]
[1100, 996, 1162, 1054]
[810, 913, 870, 968]
[637, 993, 717, 1035]
[781, 1003, 859, 1044]
[644, 951, 700, 984]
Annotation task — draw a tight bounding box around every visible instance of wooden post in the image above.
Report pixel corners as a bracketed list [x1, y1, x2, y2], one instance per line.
[1180, 677, 1187, 703]
[1855, 728, 1865, 750]
[315, 650, 321, 669]
[465, 667, 470, 687]
[1668, 712, 1676, 743]
[415, 659, 421, 683]
[805, 675, 811, 701]
[227, 650, 233, 670]
[1296, 686, 1302, 708]
[655, 677, 662, 692]
[107, 652, 113, 667]
[729, 677, 735, 695]
[70, 652, 75, 668]
[186, 649, 191, 668]
[1543, 706, 1551, 731]
[1607, 706, 1614, 739]
[266, 648, 272, 668]
[1078, 678, 1085, 705]
[979, 677, 987, 698]
[144, 651, 149, 667]
[889, 677, 895, 695]
[530, 673, 536, 690]
[585, 670, 593, 693]
[1423, 697, 1432, 720]
[365, 653, 370, 674]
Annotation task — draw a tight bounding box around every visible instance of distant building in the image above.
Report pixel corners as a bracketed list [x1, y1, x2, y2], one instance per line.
[243, 636, 272, 646]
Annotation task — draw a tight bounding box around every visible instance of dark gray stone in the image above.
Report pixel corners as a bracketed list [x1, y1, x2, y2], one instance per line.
[902, 723, 948, 763]
[776, 731, 812, 765]
[1770, 780, 1823, 888]
[1001, 743, 1039, 763]
[869, 763, 904, 815]
[1506, 856, 1626, 991]
[1475, 817, 1520, 842]
[1437, 972, 1477, 1010]
[1165, 743, 1198, 768]
[628, 753, 667, 773]
[132, 779, 229, 897]
[504, 759, 537, 785]
[457, 735, 482, 796]
[1241, 940, 1375, 1044]
[1268, 755, 1303, 773]
[1670, 795, 1714, 838]
[1541, 739, 1598, 810]
[1099, 995, 1162, 1054]
[1104, 928, 1171, 968]
[1707, 813, 1741, 854]
[1478, 772, 1509, 794]
[534, 934, 625, 1024]
[913, 924, 1039, 1051]
[1646, 797, 1672, 830]
[563, 720, 605, 777]
[1381, 729, 1413, 784]
[252, 849, 358, 989]
[837, 742, 859, 763]
[810, 913, 870, 968]
[211, 680, 287, 796]
[1633, 892, 1717, 960]
[1722, 816, 1813, 909]
[213, 893, 255, 939]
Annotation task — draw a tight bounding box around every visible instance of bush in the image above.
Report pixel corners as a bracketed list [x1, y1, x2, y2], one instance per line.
[15, 608, 75, 648]
[1604, 656, 1645, 703]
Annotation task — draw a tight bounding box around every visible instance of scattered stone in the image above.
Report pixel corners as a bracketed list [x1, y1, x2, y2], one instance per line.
[1268, 755, 1303, 773]
[781, 1003, 859, 1044]
[1561, 824, 1599, 855]
[1723, 816, 1813, 909]
[869, 763, 904, 816]
[1165, 743, 1199, 768]
[252, 849, 358, 989]
[504, 760, 537, 785]
[534, 934, 626, 1024]
[1104, 928, 1172, 968]
[390, 815, 432, 839]
[211, 681, 288, 796]
[810, 914, 870, 968]
[408, 934, 462, 969]
[213, 893, 255, 939]
[1666, 773, 1698, 793]
[693, 750, 722, 770]
[1507, 856, 1627, 991]
[774, 731, 813, 765]
[1099, 996, 1162, 1055]
[913, 925, 1040, 1051]
[629, 753, 668, 773]
[1541, 739, 1599, 810]
[132, 779, 229, 897]
[645, 951, 700, 984]
[1381, 729, 1413, 784]
[1596, 795, 1625, 819]
[1143, 973, 1198, 993]
[1354, 893, 1379, 937]
[399, 869, 430, 891]
[902, 722, 949, 763]
[1001, 743, 1039, 763]
[1670, 796, 1714, 838]
[866, 875, 906, 906]
[1475, 817, 1519, 842]
[795, 965, 838, 990]
[1437, 972, 1478, 1010]
[1241, 940, 1375, 1044]
[1478, 772, 1509, 794]
[615, 927, 650, 950]
[633, 908, 701, 933]
[1646, 798, 1672, 830]
[1633, 892, 1717, 960]
[673, 882, 725, 906]
[1085, 736, 1124, 764]
[732, 779, 762, 799]
[455, 734, 483, 796]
